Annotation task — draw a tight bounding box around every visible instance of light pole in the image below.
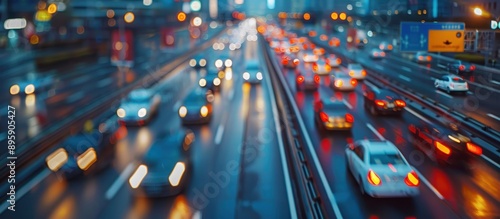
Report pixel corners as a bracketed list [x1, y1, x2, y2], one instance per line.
[473, 7, 498, 66]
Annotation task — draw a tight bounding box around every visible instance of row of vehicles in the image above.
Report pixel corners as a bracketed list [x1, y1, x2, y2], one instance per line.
[264, 23, 484, 198]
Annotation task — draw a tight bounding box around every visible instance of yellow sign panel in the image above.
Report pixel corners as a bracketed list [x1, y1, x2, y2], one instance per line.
[428, 30, 464, 52]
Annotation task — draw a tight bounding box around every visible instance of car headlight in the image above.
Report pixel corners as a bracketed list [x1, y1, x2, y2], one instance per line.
[117, 108, 126, 118]
[129, 164, 148, 189]
[179, 106, 187, 118]
[225, 59, 233, 67]
[213, 78, 221, 86]
[138, 108, 147, 118]
[199, 78, 207, 87]
[46, 148, 68, 172]
[10, 84, 20, 95]
[215, 59, 223, 68]
[200, 59, 206, 66]
[243, 72, 250, 80]
[200, 106, 208, 117]
[168, 162, 186, 187]
[25, 84, 35, 94]
[256, 72, 263, 80]
[77, 147, 97, 171]
[189, 59, 196, 67]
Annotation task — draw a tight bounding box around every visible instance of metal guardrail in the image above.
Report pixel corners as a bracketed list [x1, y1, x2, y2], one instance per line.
[260, 35, 342, 219]
[0, 27, 228, 198]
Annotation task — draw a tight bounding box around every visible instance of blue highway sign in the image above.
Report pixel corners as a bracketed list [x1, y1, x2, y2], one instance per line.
[400, 22, 465, 52]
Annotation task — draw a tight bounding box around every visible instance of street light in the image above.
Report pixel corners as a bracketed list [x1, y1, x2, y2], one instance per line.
[474, 7, 483, 16]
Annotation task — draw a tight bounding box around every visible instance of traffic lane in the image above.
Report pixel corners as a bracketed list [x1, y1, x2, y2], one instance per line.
[279, 64, 457, 218]
[0, 56, 200, 219]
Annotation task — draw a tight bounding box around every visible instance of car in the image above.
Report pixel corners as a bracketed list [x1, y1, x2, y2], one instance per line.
[302, 51, 319, 63]
[281, 54, 300, 69]
[313, 100, 354, 131]
[414, 52, 432, 63]
[408, 122, 483, 166]
[117, 89, 161, 125]
[189, 54, 208, 68]
[363, 86, 406, 115]
[356, 38, 368, 48]
[329, 37, 340, 47]
[215, 55, 233, 71]
[312, 59, 332, 75]
[9, 74, 54, 95]
[370, 48, 386, 59]
[345, 139, 420, 198]
[313, 48, 326, 56]
[347, 63, 367, 80]
[434, 75, 468, 94]
[243, 60, 263, 84]
[45, 115, 121, 179]
[325, 54, 342, 67]
[129, 129, 194, 197]
[378, 42, 393, 51]
[199, 67, 224, 91]
[446, 60, 476, 74]
[330, 71, 358, 91]
[296, 70, 320, 91]
[178, 88, 214, 124]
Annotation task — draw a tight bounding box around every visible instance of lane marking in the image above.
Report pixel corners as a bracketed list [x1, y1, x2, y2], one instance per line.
[480, 155, 500, 169]
[402, 66, 412, 72]
[228, 89, 234, 101]
[214, 125, 225, 145]
[398, 75, 411, 82]
[66, 91, 85, 103]
[0, 169, 51, 214]
[467, 91, 473, 95]
[342, 99, 353, 109]
[97, 78, 113, 88]
[366, 123, 385, 140]
[405, 108, 431, 124]
[413, 169, 445, 200]
[0, 132, 6, 142]
[192, 211, 202, 219]
[491, 80, 500, 86]
[173, 100, 181, 111]
[263, 58, 299, 219]
[437, 64, 447, 68]
[364, 81, 379, 91]
[105, 163, 135, 200]
[375, 65, 384, 70]
[487, 113, 500, 121]
[435, 90, 453, 99]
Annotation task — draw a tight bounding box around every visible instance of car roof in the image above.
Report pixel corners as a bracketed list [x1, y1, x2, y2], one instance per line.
[129, 89, 151, 98]
[246, 60, 259, 68]
[348, 63, 362, 68]
[357, 140, 400, 155]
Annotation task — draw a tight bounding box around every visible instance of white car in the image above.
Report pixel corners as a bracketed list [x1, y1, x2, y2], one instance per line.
[379, 42, 393, 51]
[345, 140, 420, 198]
[325, 54, 341, 67]
[347, 63, 367, 80]
[10, 74, 54, 95]
[434, 75, 468, 94]
[312, 59, 331, 75]
[302, 52, 319, 63]
[117, 89, 161, 125]
[243, 60, 263, 84]
[370, 49, 386, 59]
[330, 72, 358, 91]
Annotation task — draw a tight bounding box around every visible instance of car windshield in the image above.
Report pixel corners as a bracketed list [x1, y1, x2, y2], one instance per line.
[370, 153, 405, 165]
[323, 102, 347, 114]
[349, 64, 362, 70]
[128, 91, 151, 103]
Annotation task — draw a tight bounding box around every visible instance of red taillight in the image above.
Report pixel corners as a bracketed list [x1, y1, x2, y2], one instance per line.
[408, 124, 416, 133]
[380, 52, 386, 56]
[313, 64, 318, 71]
[435, 141, 451, 155]
[466, 142, 482, 155]
[349, 70, 355, 77]
[470, 65, 476, 70]
[395, 100, 406, 107]
[459, 65, 465, 71]
[418, 56, 424, 61]
[375, 100, 385, 107]
[297, 75, 304, 83]
[367, 170, 381, 186]
[293, 59, 299, 65]
[404, 171, 420, 187]
[350, 79, 357, 86]
[336, 59, 341, 64]
[345, 113, 354, 123]
[320, 112, 329, 122]
[427, 56, 432, 61]
[374, 52, 379, 56]
[314, 75, 320, 84]
[361, 70, 367, 76]
[388, 45, 393, 50]
[282, 59, 289, 65]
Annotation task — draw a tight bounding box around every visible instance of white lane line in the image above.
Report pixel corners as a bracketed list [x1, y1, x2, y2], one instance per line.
[364, 81, 379, 91]
[342, 99, 353, 109]
[66, 91, 85, 103]
[491, 80, 500, 86]
[413, 169, 445, 200]
[214, 125, 225, 145]
[480, 155, 500, 169]
[263, 60, 299, 219]
[228, 89, 234, 101]
[402, 66, 412, 72]
[173, 100, 181, 111]
[487, 113, 500, 121]
[0, 169, 51, 214]
[467, 91, 473, 95]
[375, 65, 384, 70]
[0, 132, 6, 142]
[398, 75, 411, 82]
[405, 108, 431, 124]
[435, 90, 453, 99]
[192, 211, 202, 219]
[105, 163, 135, 200]
[437, 64, 447, 68]
[366, 123, 385, 140]
[97, 78, 113, 88]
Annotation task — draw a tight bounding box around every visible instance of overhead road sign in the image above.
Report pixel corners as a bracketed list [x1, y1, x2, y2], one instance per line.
[400, 22, 465, 52]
